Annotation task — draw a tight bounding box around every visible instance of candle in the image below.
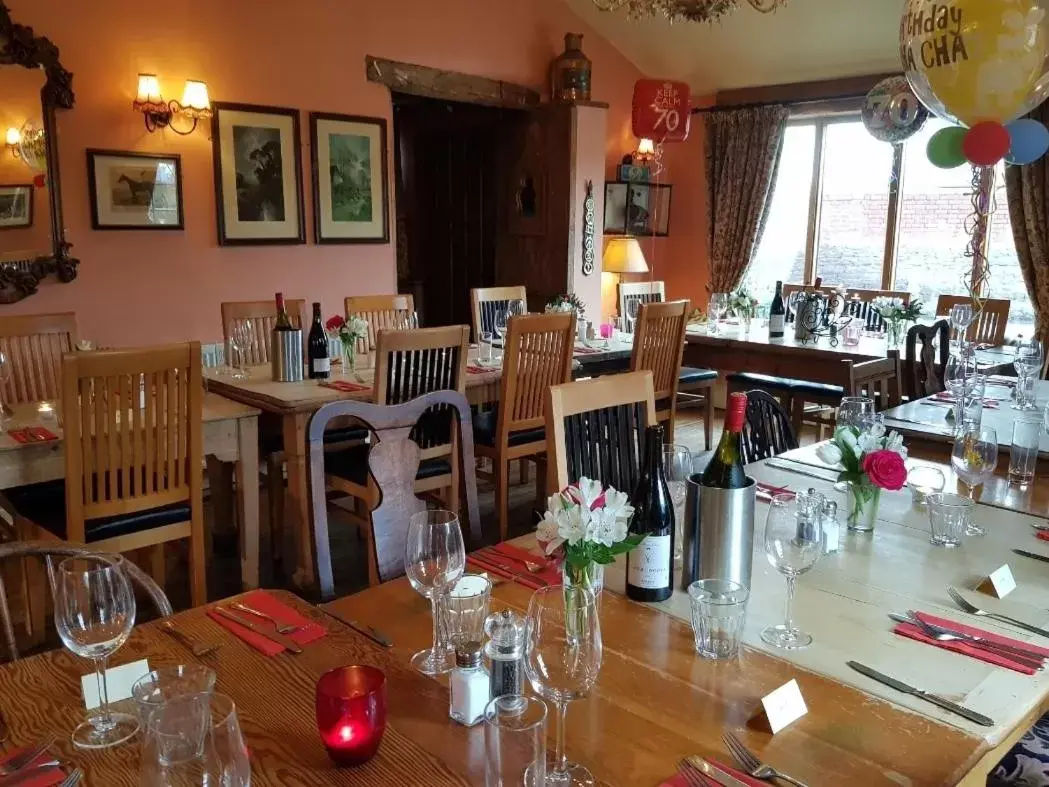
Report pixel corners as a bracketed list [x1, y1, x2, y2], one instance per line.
[315, 665, 387, 766]
[37, 402, 55, 422]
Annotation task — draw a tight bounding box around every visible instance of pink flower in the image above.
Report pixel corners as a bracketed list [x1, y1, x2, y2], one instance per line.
[861, 449, 906, 491]
[325, 315, 345, 333]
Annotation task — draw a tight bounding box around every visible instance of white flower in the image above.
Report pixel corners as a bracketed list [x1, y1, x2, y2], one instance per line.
[857, 431, 879, 455]
[574, 478, 604, 509]
[816, 442, 843, 466]
[536, 512, 564, 555]
[838, 428, 860, 459]
[884, 430, 909, 460]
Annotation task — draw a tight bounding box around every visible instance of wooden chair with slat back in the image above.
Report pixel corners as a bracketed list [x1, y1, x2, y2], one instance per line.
[904, 320, 950, 400]
[345, 294, 416, 354]
[740, 390, 799, 465]
[475, 312, 575, 541]
[935, 295, 1010, 346]
[786, 352, 902, 437]
[546, 371, 656, 492]
[618, 281, 665, 318]
[470, 286, 527, 342]
[220, 299, 307, 366]
[308, 391, 481, 599]
[841, 289, 910, 332]
[0, 313, 78, 405]
[629, 300, 688, 443]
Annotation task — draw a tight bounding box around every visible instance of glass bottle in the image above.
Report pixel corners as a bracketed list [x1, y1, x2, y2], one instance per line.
[449, 643, 489, 727]
[484, 610, 526, 705]
[551, 33, 592, 103]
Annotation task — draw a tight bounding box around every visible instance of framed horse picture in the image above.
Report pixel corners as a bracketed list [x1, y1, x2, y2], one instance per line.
[86, 150, 183, 230]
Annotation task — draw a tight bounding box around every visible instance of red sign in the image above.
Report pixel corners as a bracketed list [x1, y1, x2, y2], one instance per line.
[632, 80, 691, 142]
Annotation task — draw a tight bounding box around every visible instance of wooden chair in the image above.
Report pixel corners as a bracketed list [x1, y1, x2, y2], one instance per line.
[546, 370, 656, 492]
[220, 299, 307, 366]
[0, 313, 78, 405]
[475, 312, 575, 541]
[739, 390, 798, 465]
[629, 300, 688, 444]
[903, 319, 950, 400]
[470, 286, 526, 342]
[785, 352, 902, 437]
[307, 391, 481, 600]
[936, 295, 1010, 346]
[618, 280, 665, 317]
[345, 294, 416, 354]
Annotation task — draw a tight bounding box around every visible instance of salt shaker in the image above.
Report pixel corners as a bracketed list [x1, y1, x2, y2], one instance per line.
[821, 499, 840, 554]
[484, 610, 526, 703]
[449, 642, 489, 727]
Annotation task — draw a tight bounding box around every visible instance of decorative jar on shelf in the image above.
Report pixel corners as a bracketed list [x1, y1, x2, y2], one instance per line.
[551, 33, 591, 103]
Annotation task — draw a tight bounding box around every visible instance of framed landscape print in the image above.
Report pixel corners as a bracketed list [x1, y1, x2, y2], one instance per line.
[0, 185, 32, 229]
[211, 102, 305, 245]
[86, 150, 183, 230]
[309, 112, 389, 244]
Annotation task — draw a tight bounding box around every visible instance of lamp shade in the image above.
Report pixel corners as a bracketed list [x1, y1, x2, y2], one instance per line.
[136, 74, 162, 104]
[181, 80, 211, 113]
[602, 236, 649, 274]
[636, 137, 655, 156]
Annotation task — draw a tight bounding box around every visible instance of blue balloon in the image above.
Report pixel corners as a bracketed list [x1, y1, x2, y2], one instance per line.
[1006, 119, 1049, 165]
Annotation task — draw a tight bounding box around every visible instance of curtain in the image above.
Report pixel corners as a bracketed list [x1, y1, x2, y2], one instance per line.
[704, 105, 790, 294]
[1005, 101, 1049, 346]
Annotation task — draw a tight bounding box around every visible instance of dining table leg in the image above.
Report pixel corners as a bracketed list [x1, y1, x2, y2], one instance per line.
[235, 415, 260, 590]
[282, 411, 315, 590]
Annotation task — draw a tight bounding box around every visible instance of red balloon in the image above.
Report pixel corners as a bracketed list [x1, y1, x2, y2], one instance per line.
[962, 122, 1011, 166]
[632, 79, 691, 142]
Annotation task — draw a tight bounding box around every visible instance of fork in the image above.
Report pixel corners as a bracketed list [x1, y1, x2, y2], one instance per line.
[723, 731, 809, 787]
[59, 767, 83, 786]
[676, 759, 716, 787]
[231, 602, 300, 635]
[903, 612, 1046, 668]
[161, 621, 220, 657]
[0, 738, 55, 776]
[946, 586, 1049, 639]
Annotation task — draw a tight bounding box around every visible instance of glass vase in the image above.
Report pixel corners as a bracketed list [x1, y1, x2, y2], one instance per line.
[846, 481, 881, 532]
[340, 341, 357, 378]
[562, 561, 604, 597]
[886, 320, 904, 347]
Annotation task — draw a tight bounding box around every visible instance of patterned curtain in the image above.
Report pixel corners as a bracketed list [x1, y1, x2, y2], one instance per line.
[1005, 101, 1049, 346]
[704, 105, 790, 294]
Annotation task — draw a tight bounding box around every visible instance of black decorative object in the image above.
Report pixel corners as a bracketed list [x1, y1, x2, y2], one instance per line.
[582, 180, 595, 276]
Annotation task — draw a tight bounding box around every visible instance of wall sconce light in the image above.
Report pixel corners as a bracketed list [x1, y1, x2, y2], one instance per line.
[634, 137, 655, 164]
[132, 74, 212, 135]
[5, 127, 21, 159]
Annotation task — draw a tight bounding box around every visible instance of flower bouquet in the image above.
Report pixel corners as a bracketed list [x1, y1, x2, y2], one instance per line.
[816, 423, 908, 532]
[727, 287, 758, 333]
[870, 296, 923, 347]
[325, 314, 369, 379]
[545, 293, 585, 316]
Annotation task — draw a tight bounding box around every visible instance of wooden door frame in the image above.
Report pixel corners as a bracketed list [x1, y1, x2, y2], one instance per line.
[365, 56, 541, 109]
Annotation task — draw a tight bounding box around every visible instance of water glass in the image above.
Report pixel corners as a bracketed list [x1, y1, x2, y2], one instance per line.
[207, 694, 251, 785]
[687, 579, 748, 660]
[1010, 413, 1041, 486]
[906, 465, 945, 507]
[949, 374, 986, 434]
[480, 331, 495, 364]
[1013, 338, 1043, 410]
[443, 574, 492, 650]
[132, 664, 217, 743]
[484, 695, 547, 787]
[927, 493, 973, 547]
[626, 298, 641, 333]
[951, 426, 998, 535]
[836, 396, 874, 429]
[494, 310, 509, 344]
[842, 319, 863, 347]
[663, 444, 692, 567]
[760, 494, 822, 650]
[405, 509, 466, 675]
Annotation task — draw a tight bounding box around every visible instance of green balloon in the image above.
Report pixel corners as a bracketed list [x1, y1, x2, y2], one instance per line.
[927, 126, 967, 169]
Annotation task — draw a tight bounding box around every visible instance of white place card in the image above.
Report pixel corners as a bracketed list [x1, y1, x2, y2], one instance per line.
[758, 678, 808, 734]
[82, 659, 150, 710]
[979, 564, 1017, 599]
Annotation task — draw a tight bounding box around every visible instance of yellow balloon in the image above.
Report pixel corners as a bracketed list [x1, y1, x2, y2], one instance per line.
[900, 0, 1049, 126]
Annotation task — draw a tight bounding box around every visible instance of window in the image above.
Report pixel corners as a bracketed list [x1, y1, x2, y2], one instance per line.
[747, 115, 1034, 338]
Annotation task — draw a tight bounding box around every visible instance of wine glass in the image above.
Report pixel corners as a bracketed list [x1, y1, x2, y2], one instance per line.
[0, 351, 10, 428]
[405, 509, 465, 675]
[835, 396, 874, 430]
[760, 494, 823, 650]
[54, 553, 139, 749]
[494, 309, 509, 346]
[1013, 338, 1043, 410]
[230, 320, 255, 379]
[524, 586, 602, 786]
[663, 445, 693, 567]
[950, 303, 975, 349]
[626, 298, 640, 333]
[951, 427, 998, 535]
[507, 299, 525, 319]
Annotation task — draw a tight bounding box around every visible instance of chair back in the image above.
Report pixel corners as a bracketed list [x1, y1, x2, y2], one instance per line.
[220, 299, 307, 365]
[546, 371, 656, 492]
[346, 294, 416, 354]
[935, 295, 1010, 345]
[470, 285, 526, 341]
[740, 390, 798, 464]
[61, 343, 203, 542]
[0, 313, 78, 404]
[630, 300, 688, 402]
[904, 319, 950, 399]
[307, 392, 480, 598]
[846, 351, 901, 411]
[841, 289, 910, 332]
[618, 281, 665, 318]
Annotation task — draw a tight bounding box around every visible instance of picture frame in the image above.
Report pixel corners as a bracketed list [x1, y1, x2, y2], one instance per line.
[211, 102, 305, 246]
[309, 112, 389, 244]
[0, 185, 33, 230]
[86, 150, 183, 230]
[603, 181, 672, 237]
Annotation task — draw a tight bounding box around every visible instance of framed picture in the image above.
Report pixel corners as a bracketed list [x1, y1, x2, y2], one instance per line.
[603, 181, 672, 237]
[86, 150, 182, 230]
[211, 102, 305, 245]
[0, 185, 32, 229]
[309, 112, 389, 244]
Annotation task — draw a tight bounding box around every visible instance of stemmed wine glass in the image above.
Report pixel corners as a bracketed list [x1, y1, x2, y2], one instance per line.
[494, 309, 509, 348]
[950, 303, 975, 350]
[663, 445, 693, 567]
[951, 427, 998, 535]
[524, 586, 602, 786]
[0, 351, 10, 428]
[54, 554, 139, 749]
[626, 298, 640, 333]
[227, 320, 254, 379]
[835, 396, 874, 429]
[405, 509, 465, 675]
[760, 494, 823, 650]
[1013, 338, 1043, 410]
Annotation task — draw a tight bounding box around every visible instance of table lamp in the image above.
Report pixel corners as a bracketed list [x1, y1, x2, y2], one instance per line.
[603, 237, 649, 326]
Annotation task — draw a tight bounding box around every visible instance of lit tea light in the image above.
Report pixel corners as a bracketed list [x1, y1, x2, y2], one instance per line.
[315, 665, 387, 766]
[37, 402, 56, 421]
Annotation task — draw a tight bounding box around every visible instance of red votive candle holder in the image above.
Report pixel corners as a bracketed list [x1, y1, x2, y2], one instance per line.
[315, 665, 387, 766]
[599, 323, 613, 339]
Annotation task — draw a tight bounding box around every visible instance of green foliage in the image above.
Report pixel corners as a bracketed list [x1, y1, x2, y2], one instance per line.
[564, 534, 645, 569]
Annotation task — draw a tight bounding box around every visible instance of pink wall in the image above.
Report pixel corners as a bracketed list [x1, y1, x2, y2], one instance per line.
[6, 0, 678, 346]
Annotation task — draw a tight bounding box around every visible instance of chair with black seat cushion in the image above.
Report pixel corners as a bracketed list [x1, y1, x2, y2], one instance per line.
[740, 390, 798, 464]
[630, 300, 689, 444]
[786, 352, 902, 436]
[903, 320, 950, 400]
[470, 286, 527, 343]
[307, 391, 481, 598]
[476, 312, 575, 541]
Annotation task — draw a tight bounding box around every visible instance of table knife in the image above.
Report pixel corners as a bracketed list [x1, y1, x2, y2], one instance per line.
[887, 613, 1047, 666]
[213, 607, 303, 654]
[318, 608, 393, 648]
[1014, 548, 1049, 564]
[846, 661, 993, 727]
[762, 460, 838, 483]
[683, 756, 752, 787]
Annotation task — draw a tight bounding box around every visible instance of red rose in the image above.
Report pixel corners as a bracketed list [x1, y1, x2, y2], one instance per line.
[861, 449, 906, 491]
[325, 315, 345, 333]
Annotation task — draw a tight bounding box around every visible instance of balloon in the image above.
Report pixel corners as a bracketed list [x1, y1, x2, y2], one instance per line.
[901, 0, 1049, 126]
[861, 76, 930, 143]
[963, 121, 1012, 164]
[927, 125, 968, 167]
[1006, 118, 1049, 163]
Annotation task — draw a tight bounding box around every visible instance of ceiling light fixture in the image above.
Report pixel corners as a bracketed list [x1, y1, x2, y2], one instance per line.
[592, 0, 785, 24]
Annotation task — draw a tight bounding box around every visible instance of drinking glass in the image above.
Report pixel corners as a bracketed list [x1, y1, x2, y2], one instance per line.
[443, 574, 492, 651]
[951, 427, 998, 535]
[663, 444, 692, 568]
[524, 586, 602, 786]
[1009, 413, 1041, 486]
[207, 694, 251, 785]
[906, 465, 946, 507]
[484, 695, 547, 787]
[948, 374, 985, 434]
[405, 509, 465, 675]
[687, 579, 748, 660]
[836, 396, 874, 429]
[950, 303, 975, 348]
[626, 298, 640, 333]
[842, 319, 863, 347]
[54, 554, 139, 749]
[494, 310, 509, 345]
[507, 299, 526, 319]
[0, 351, 9, 429]
[1013, 338, 1043, 410]
[231, 320, 255, 378]
[760, 494, 823, 650]
[927, 493, 973, 548]
[480, 331, 495, 364]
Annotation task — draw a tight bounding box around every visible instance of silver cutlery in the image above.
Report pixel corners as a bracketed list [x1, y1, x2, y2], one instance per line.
[889, 612, 1046, 668]
[230, 602, 300, 635]
[161, 620, 219, 658]
[318, 608, 393, 648]
[1014, 549, 1049, 565]
[676, 760, 715, 787]
[846, 661, 994, 727]
[59, 769, 83, 787]
[946, 585, 1049, 639]
[684, 756, 751, 787]
[721, 732, 809, 787]
[0, 739, 54, 776]
[213, 607, 303, 653]
[488, 545, 546, 573]
[762, 461, 838, 484]
[0, 759, 63, 786]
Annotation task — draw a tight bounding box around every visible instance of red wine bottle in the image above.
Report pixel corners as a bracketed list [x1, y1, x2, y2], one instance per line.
[308, 302, 330, 380]
[274, 292, 294, 331]
[626, 424, 674, 603]
[769, 281, 785, 339]
[701, 392, 748, 488]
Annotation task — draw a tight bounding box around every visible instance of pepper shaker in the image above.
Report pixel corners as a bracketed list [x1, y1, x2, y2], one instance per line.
[484, 610, 526, 705]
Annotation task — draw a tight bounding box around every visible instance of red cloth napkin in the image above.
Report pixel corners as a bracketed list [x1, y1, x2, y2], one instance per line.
[893, 611, 1049, 675]
[0, 746, 66, 786]
[207, 590, 327, 656]
[756, 481, 795, 502]
[466, 546, 561, 590]
[573, 346, 601, 355]
[320, 380, 370, 393]
[467, 365, 491, 374]
[8, 427, 59, 444]
[659, 759, 764, 787]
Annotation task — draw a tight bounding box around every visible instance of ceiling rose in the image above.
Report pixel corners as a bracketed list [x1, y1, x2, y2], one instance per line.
[592, 0, 786, 24]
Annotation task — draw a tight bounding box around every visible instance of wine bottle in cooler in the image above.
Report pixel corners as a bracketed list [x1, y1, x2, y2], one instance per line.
[274, 292, 295, 331]
[307, 302, 330, 380]
[626, 424, 674, 602]
[701, 392, 748, 489]
[769, 281, 786, 339]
